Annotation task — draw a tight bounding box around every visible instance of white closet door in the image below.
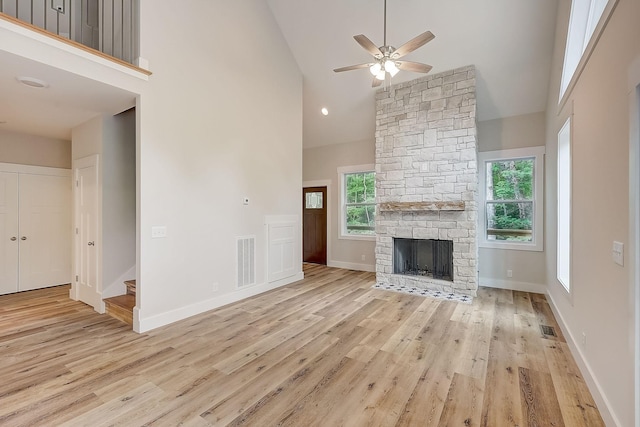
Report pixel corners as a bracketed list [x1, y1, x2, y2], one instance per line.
[18, 173, 72, 291]
[0, 172, 19, 295]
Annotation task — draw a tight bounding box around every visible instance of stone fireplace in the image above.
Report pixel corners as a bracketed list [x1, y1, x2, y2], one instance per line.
[375, 65, 478, 296]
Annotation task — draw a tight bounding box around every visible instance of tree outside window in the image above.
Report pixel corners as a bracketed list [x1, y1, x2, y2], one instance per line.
[344, 171, 375, 235]
[485, 158, 534, 242]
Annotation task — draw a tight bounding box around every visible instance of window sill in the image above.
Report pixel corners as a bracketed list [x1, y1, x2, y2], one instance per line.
[480, 241, 543, 252]
[339, 234, 376, 242]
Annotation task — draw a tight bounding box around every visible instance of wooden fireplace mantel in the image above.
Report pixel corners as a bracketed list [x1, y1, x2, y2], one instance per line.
[378, 201, 465, 212]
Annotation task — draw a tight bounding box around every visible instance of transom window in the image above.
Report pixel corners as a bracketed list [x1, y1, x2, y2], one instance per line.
[479, 147, 544, 251]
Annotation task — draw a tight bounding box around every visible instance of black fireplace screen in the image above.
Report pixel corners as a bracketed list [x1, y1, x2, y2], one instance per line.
[393, 238, 453, 281]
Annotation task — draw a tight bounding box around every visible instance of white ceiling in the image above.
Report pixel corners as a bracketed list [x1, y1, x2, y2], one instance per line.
[0, 49, 136, 140]
[267, 0, 559, 148]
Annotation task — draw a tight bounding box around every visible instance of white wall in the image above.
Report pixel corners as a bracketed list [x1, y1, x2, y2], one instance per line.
[102, 109, 136, 294]
[303, 139, 376, 271]
[545, 0, 640, 425]
[135, 0, 303, 330]
[0, 128, 70, 168]
[477, 112, 547, 292]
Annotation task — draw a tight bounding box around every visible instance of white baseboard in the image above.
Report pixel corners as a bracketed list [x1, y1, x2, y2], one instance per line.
[546, 291, 620, 427]
[328, 260, 376, 272]
[134, 271, 304, 333]
[479, 277, 546, 294]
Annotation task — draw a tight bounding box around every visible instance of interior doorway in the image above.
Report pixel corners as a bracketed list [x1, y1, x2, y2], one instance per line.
[303, 186, 327, 265]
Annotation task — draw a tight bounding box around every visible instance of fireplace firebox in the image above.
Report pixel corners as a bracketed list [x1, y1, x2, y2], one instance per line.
[393, 238, 454, 282]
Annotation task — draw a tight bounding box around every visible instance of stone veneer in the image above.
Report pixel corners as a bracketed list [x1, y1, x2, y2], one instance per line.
[375, 65, 478, 296]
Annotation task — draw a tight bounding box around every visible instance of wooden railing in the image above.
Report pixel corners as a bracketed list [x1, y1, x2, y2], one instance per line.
[0, 0, 139, 65]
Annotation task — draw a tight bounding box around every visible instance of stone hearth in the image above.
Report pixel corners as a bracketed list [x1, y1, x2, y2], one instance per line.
[375, 65, 478, 296]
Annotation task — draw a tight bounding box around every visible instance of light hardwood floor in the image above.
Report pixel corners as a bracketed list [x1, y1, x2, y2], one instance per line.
[0, 264, 604, 426]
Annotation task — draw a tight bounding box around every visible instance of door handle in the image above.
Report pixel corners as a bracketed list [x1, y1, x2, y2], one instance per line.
[21, 236, 27, 241]
[88, 241, 95, 246]
[10, 237, 16, 241]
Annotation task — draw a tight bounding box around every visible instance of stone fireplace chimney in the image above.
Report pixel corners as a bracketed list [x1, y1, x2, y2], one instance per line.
[375, 65, 478, 296]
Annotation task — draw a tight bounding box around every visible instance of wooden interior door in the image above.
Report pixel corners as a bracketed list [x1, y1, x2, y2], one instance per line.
[303, 186, 327, 265]
[0, 172, 19, 295]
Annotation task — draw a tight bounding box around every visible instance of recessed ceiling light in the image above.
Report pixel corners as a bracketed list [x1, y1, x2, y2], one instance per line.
[16, 76, 49, 88]
[321, 107, 329, 116]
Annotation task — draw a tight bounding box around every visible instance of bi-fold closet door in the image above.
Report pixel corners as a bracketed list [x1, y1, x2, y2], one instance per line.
[0, 168, 72, 295]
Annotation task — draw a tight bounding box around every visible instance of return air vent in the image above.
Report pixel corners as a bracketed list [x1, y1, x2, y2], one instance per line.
[540, 325, 557, 337]
[237, 236, 256, 288]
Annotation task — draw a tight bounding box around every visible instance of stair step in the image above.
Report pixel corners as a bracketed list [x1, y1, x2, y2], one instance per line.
[104, 294, 135, 325]
[124, 279, 136, 296]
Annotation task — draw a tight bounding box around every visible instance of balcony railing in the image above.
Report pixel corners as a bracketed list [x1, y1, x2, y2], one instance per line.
[0, 0, 138, 65]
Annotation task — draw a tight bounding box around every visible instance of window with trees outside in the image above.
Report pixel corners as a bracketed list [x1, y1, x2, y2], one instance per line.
[478, 147, 544, 251]
[338, 165, 376, 240]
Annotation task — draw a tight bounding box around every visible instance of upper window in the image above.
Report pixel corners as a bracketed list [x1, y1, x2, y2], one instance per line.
[560, 0, 616, 100]
[338, 165, 375, 240]
[478, 147, 545, 251]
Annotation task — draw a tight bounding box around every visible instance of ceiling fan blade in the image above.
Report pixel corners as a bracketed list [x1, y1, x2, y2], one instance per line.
[372, 77, 383, 88]
[396, 61, 433, 73]
[333, 63, 372, 73]
[354, 34, 383, 58]
[392, 31, 435, 59]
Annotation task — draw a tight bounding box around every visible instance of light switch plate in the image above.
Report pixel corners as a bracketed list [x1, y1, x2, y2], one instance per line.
[151, 226, 167, 238]
[612, 241, 624, 266]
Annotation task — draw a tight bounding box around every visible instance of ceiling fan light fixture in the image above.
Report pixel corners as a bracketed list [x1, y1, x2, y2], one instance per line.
[369, 62, 382, 76]
[375, 69, 386, 80]
[385, 60, 399, 77]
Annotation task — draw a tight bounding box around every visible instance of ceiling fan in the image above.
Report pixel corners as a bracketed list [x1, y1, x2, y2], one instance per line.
[333, 0, 435, 87]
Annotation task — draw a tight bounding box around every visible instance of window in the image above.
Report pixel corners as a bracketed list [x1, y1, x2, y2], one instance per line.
[557, 118, 571, 292]
[560, 0, 616, 100]
[338, 164, 375, 240]
[479, 147, 545, 251]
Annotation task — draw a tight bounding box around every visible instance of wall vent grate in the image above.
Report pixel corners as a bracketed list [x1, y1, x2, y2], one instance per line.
[237, 236, 256, 288]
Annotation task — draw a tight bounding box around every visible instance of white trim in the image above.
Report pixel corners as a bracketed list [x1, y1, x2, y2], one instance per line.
[627, 55, 640, 427]
[546, 291, 620, 427]
[0, 162, 70, 176]
[479, 278, 546, 294]
[478, 147, 545, 252]
[328, 260, 376, 273]
[135, 272, 304, 333]
[558, 0, 619, 110]
[337, 164, 376, 241]
[302, 180, 332, 264]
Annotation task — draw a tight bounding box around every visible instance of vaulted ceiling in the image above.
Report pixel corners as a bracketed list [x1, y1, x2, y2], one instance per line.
[267, 0, 559, 148]
[0, 1, 558, 144]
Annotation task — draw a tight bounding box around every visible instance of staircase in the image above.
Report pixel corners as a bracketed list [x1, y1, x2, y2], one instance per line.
[104, 280, 136, 325]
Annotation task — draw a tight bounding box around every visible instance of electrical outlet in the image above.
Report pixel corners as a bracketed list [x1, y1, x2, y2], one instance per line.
[507, 269, 513, 278]
[212, 282, 219, 292]
[582, 332, 587, 348]
[151, 226, 167, 238]
[361, 254, 366, 261]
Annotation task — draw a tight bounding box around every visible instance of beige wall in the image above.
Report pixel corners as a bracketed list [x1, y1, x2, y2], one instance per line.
[477, 112, 547, 291]
[0, 129, 70, 168]
[303, 139, 376, 271]
[545, 0, 640, 425]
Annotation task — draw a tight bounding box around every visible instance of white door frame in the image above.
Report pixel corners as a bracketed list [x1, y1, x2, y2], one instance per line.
[72, 154, 103, 312]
